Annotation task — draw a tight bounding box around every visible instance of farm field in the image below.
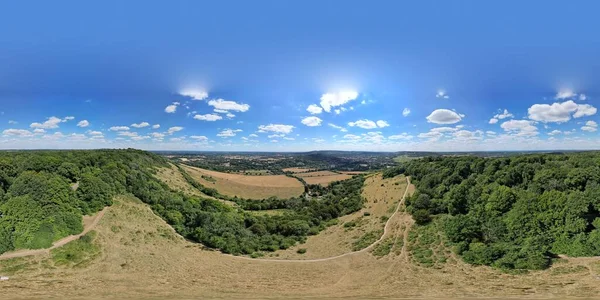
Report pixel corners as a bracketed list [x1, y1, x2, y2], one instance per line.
[294, 170, 340, 177]
[303, 174, 353, 186]
[282, 167, 314, 173]
[181, 164, 304, 199]
[4, 185, 600, 299]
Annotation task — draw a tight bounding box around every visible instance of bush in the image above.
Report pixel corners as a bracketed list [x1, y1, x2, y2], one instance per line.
[412, 209, 431, 225]
[296, 248, 307, 254]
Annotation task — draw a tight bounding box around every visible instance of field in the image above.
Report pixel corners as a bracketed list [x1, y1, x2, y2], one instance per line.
[303, 175, 353, 186]
[294, 170, 353, 186]
[181, 164, 304, 199]
[282, 167, 314, 173]
[294, 170, 340, 177]
[4, 182, 600, 299]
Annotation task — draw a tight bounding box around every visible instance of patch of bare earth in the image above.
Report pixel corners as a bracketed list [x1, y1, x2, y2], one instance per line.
[4, 179, 600, 299]
[181, 164, 304, 199]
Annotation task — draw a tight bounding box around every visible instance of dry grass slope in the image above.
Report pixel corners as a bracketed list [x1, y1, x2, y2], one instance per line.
[3, 181, 600, 299]
[181, 164, 304, 199]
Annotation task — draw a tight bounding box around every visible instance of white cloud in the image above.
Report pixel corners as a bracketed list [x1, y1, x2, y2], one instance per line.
[418, 131, 443, 140]
[131, 135, 151, 141]
[402, 108, 411, 117]
[3, 129, 33, 137]
[208, 99, 250, 112]
[430, 126, 459, 133]
[376, 120, 390, 128]
[271, 140, 278, 143]
[152, 124, 160, 129]
[179, 89, 208, 101]
[268, 134, 285, 138]
[501, 120, 538, 136]
[131, 122, 150, 128]
[118, 131, 138, 137]
[579, 94, 587, 101]
[77, 120, 90, 127]
[226, 112, 235, 118]
[165, 102, 180, 113]
[347, 119, 389, 129]
[343, 134, 362, 140]
[555, 89, 576, 100]
[495, 109, 514, 120]
[452, 130, 482, 141]
[581, 120, 598, 132]
[167, 126, 184, 135]
[301, 116, 322, 127]
[548, 130, 562, 136]
[8, 120, 17, 124]
[64, 116, 75, 121]
[528, 100, 596, 123]
[151, 132, 165, 139]
[33, 128, 46, 134]
[213, 109, 228, 113]
[306, 104, 323, 114]
[489, 109, 513, 124]
[388, 133, 413, 140]
[320, 91, 358, 112]
[348, 120, 377, 129]
[258, 124, 294, 134]
[436, 91, 449, 99]
[426, 109, 463, 124]
[328, 123, 348, 132]
[312, 138, 325, 143]
[87, 130, 103, 136]
[249, 133, 258, 138]
[486, 131, 497, 136]
[573, 104, 597, 118]
[109, 126, 130, 131]
[190, 135, 209, 141]
[193, 114, 223, 121]
[30, 116, 65, 129]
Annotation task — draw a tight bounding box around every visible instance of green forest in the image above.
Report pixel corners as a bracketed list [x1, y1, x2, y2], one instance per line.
[385, 152, 600, 270]
[0, 150, 365, 256]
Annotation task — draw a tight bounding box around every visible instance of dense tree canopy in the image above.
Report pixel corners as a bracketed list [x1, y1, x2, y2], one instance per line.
[385, 152, 600, 270]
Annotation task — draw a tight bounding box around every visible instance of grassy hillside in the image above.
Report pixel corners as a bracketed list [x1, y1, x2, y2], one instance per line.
[0, 149, 366, 257]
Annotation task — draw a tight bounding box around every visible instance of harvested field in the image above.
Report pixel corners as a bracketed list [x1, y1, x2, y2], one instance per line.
[295, 170, 340, 177]
[4, 182, 600, 299]
[181, 164, 304, 199]
[339, 171, 367, 175]
[303, 174, 353, 186]
[282, 167, 314, 173]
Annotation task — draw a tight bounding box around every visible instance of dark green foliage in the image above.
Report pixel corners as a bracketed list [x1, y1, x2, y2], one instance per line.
[390, 152, 600, 270]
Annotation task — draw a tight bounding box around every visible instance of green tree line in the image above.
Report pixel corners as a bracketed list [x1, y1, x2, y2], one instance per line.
[384, 152, 600, 270]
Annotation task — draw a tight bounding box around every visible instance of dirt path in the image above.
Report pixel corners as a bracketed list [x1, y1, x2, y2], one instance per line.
[235, 176, 412, 263]
[0, 207, 108, 261]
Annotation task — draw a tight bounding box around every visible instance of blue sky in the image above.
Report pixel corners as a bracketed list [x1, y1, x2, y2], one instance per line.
[1, 0, 600, 151]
